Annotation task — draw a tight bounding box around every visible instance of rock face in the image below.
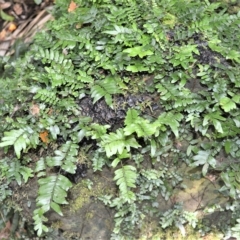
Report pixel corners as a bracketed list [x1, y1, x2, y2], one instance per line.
[14, 165, 116, 239]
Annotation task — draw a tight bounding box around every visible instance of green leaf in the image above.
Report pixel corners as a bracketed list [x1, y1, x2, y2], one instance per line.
[224, 140, 231, 154]
[126, 64, 149, 72]
[101, 129, 140, 157]
[46, 141, 79, 174]
[49, 125, 60, 140]
[157, 112, 183, 138]
[150, 139, 157, 157]
[203, 112, 225, 133]
[192, 150, 216, 170]
[37, 174, 72, 215]
[91, 76, 122, 108]
[87, 123, 110, 140]
[0, 128, 36, 158]
[33, 208, 49, 236]
[0, 10, 14, 21]
[202, 163, 209, 176]
[114, 165, 137, 202]
[124, 118, 157, 138]
[123, 46, 153, 58]
[220, 97, 237, 112]
[111, 150, 131, 168]
[124, 109, 139, 126]
[50, 202, 62, 216]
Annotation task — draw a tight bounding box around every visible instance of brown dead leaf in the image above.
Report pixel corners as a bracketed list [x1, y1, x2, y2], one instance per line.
[29, 104, 40, 116]
[0, 29, 6, 40]
[0, 221, 11, 239]
[39, 130, 49, 144]
[0, 2, 11, 10]
[8, 22, 17, 32]
[68, 1, 77, 12]
[13, 3, 23, 15]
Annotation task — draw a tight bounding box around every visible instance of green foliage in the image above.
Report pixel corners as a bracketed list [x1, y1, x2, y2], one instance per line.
[160, 204, 198, 230]
[0, 128, 39, 159]
[191, 150, 217, 176]
[1, 0, 240, 238]
[114, 165, 137, 202]
[46, 141, 79, 174]
[220, 164, 240, 199]
[100, 129, 140, 157]
[90, 76, 122, 108]
[34, 175, 72, 235]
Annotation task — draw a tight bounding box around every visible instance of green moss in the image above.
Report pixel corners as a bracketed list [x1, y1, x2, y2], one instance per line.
[51, 220, 62, 229]
[69, 178, 114, 212]
[139, 224, 223, 240]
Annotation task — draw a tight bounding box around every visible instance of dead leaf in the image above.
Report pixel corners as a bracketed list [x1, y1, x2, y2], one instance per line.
[68, 1, 77, 12]
[39, 130, 49, 143]
[47, 108, 53, 115]
[0, 29, 6, 40]
[29, 104, 40, 116]
[0, 221, 11, 239]
[13, 3, 23, 15]
[8, 22, 17, 32]
[0, 2, 11, 10]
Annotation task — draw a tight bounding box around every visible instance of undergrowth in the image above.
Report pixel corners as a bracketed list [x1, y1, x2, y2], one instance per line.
[0, 0, 240, 239]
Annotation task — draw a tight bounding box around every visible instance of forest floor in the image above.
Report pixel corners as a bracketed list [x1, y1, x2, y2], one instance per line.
[0, 0, 53, 57]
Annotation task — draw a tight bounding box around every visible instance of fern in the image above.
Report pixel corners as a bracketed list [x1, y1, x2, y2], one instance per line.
[34, 88, 58, 105]
[33, 141, 80, 235]
[37, 48, 70, 65]
[34, 174, 72, 236]
[90, 76, 122, 108]
[124, 109, 158, 138]
[0, 127, 39, 158]
[46, 141, 79, 174]
[114, 165, 137, 203]
[100, 129, 140, 157]
[157, 112, 183, 138]
[92, 149, 108, 171]
[2, 158, 33, 185]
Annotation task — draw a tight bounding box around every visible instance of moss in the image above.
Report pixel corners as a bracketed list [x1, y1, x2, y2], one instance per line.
[69, 177, 114, 212]
[139, 224, 224, 240]
[51, 220, 62, 229]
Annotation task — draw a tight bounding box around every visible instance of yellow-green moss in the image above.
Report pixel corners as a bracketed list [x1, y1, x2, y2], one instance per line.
[139, 224, 223, 240]
[69, 177, 114, 212]
[51, 220, 62, 229]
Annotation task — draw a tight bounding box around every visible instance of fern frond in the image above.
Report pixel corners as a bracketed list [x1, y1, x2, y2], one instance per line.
[34, 88, 58, 105]
[34, 174, 72, 235]
[90, 76, 122, 108]
[114, 165, 137, 202]
[46, 141, 79, 174]
[0, 127, 39, 158]
[101, 129, 140, 157]
[157, 112, 183, 138]
[124, 109, 158, 138]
